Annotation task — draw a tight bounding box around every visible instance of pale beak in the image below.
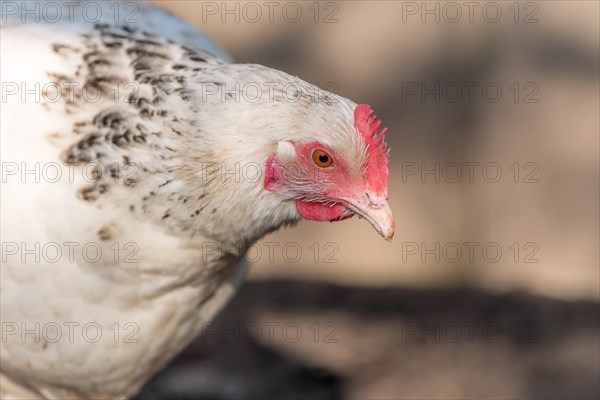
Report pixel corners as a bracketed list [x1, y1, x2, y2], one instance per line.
[339, 195, 395, 241]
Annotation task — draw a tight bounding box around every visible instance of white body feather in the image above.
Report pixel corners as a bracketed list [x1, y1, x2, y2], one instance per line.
[0, 3, 244, 398]
[0, 1, 360, 398]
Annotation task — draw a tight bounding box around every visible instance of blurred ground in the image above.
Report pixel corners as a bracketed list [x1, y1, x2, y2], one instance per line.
[147, 1, 599, 399]
[138, 280, 599, 400]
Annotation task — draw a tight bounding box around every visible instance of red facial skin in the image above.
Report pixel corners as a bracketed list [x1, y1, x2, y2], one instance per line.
[264, 154, 283, 190]
[294, 142, 355, 221]
[264, 142, 355, 221]
[264, 104, 388, 222]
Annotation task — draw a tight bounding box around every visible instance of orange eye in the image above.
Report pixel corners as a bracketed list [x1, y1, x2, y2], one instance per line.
[312, 149, 333, 168]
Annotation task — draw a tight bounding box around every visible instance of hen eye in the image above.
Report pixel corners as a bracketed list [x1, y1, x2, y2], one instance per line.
[312, 149, 333, 168]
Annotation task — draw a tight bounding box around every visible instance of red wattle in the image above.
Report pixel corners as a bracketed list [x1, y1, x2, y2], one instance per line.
[295, 200, 346, 221]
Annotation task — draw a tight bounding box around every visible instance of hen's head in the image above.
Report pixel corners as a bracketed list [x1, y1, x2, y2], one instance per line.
[263, 103, 395, 240]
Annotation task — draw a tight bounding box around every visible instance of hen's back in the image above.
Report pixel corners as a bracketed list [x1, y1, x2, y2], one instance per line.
[0, 3, 240, 399]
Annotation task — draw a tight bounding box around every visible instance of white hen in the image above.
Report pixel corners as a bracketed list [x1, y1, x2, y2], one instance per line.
[0, 1, 394, 398]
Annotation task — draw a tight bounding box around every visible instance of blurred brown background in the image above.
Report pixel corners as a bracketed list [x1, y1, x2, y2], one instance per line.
[143, 1, 599, 399]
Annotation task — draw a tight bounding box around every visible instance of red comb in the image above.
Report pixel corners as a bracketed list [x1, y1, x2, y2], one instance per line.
[354, 104, 389, 197]
[354, 104, 388, 151]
